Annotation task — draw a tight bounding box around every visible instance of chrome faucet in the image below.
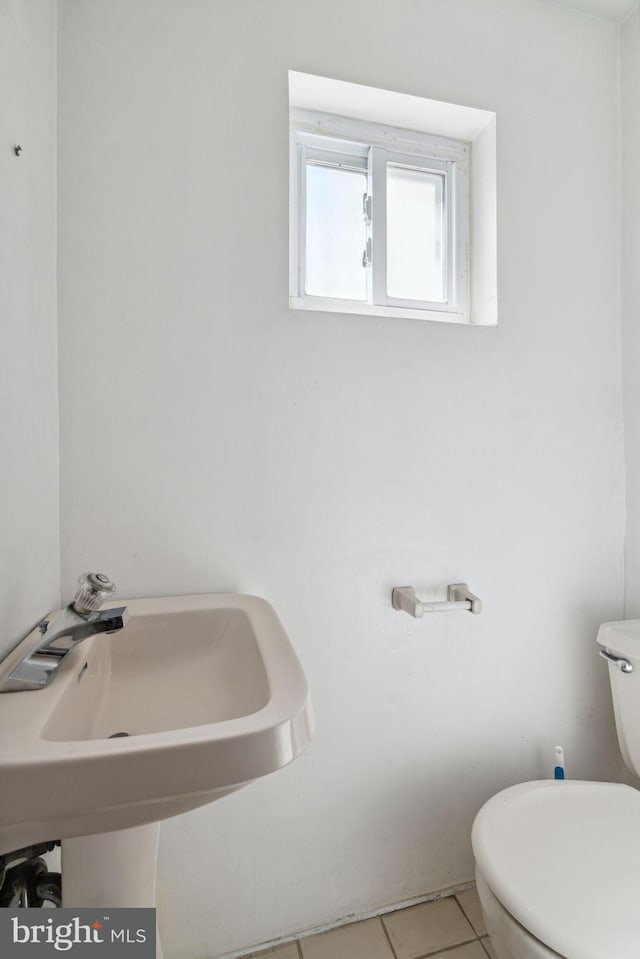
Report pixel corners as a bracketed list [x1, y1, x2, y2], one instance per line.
[0, 573, 128, 693]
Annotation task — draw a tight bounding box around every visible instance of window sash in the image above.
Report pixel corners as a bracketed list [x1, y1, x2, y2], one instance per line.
[301, 149, 371, 303]
[290, 113, 470, 321]
[372, 148, 454, 312]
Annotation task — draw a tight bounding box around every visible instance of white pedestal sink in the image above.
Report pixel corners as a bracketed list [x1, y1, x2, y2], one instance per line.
[0, 594, 313, 956]
[62, 825, 163, 957]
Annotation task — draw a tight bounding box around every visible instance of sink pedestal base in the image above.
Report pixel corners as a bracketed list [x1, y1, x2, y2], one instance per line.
[61, 823, 162, 958]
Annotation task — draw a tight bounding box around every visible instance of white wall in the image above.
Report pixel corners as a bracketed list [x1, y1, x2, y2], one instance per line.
[0, 0, 59, 660]
[622, 9, 640, 616]
[57, 2, 625, 957]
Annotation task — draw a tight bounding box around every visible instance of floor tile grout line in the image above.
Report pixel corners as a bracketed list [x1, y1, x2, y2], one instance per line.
[378, 913, 400, 959]
[433, 942, 482, 958]
[454, 892, 484, 938]
[405, 935, 480, 959]
[251, 935, 485, 959]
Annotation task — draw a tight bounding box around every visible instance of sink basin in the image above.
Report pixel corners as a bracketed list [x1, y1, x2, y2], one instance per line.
[0, 594, 312, 855]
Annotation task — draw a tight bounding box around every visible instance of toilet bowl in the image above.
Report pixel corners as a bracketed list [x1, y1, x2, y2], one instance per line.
[471, 620, 640, 959]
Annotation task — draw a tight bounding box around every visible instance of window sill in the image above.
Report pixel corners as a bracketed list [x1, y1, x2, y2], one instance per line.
[290, 296, 468, 325]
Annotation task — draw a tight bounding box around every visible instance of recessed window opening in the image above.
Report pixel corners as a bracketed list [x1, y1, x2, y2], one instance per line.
[288, 72, 498, 327]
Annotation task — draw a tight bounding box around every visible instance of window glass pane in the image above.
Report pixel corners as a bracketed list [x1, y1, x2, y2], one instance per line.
[386, 164, 445, 303]
[305, 162, 367, 301]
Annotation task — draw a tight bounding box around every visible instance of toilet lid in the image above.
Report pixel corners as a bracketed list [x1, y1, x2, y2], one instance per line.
[472, 780, 640, 959]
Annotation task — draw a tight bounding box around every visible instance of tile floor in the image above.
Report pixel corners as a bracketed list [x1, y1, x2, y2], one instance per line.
[248, 886, 497, 959]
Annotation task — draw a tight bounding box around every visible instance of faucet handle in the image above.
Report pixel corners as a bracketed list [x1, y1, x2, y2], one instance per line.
[72, 572, 117, 614]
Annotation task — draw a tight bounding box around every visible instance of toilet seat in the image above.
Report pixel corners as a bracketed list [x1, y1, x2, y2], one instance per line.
[472, 780, 640, 959]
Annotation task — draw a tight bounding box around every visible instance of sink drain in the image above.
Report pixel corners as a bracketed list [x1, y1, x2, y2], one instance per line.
[108, 732, 130, 738]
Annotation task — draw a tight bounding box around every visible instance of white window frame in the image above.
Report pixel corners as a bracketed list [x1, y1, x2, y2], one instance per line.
[290, 108, 471, 324]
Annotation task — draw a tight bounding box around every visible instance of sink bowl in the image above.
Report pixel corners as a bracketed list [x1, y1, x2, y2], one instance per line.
[0, 594, 312, 855]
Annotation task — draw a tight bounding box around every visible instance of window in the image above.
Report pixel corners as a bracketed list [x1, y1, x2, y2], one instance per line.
[290, 109, 470, 323]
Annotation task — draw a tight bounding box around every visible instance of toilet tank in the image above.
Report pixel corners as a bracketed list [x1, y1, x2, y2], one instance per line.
[597, 621, 640, 777]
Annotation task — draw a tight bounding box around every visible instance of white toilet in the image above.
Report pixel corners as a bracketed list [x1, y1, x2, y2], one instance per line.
[472, 620, 640, 959]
